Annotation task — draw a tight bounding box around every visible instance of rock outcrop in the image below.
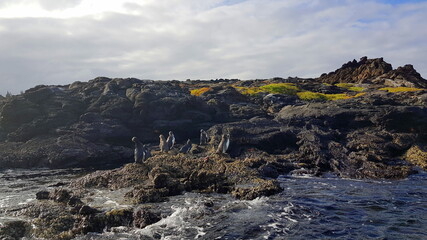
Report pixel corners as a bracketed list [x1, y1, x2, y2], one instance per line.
[0, 57, 426, 177]
[2, 57, 427, 239]
[318, 57, 393, 84]
[318, 56, 427, 88]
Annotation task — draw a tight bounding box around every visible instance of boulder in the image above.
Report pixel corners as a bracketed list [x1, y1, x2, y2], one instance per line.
[0, 220, 32, 240]
[133, 207, 161, 229]
[405, 145, 427, 170]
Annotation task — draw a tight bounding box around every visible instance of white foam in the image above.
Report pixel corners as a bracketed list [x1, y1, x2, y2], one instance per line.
[104, 200, 120, 206]
[135, 200, 206, 239]
[284, 216, 298, 223]
[283, 202, 294, 213]
[18, 198, 35, 205]
[292, 173, 314, 178]
[245, 196, 268, 209]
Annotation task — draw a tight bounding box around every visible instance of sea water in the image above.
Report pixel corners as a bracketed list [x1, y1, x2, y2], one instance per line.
[1, 169, 426, 239]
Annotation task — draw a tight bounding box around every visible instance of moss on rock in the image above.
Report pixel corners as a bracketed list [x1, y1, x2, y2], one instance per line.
[405, 145, 427, 169]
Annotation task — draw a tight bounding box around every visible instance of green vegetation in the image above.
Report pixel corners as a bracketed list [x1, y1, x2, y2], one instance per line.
[335, 83, 365, 92]
[190, 87, 212, 96]
[379, 87, 423, 93]
[259, 83, 300, 95]
[296, 91, 328, 101]
[234, 83, 366, 101]
[234, 86, 264, 95]
[296, 92, 366, 101]
[235, 83, 299, 95]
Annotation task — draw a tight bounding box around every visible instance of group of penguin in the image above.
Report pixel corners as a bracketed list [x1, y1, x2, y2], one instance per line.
[132, 129, 231, 163]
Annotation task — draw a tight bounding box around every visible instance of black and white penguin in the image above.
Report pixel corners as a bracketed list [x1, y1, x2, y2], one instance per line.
[216, 134, 230, 154]
[143, 144, 152, 159]
[166, 131, 175, 150]
[179, 139, 192, 153]
[159, 134, 169, 152]
[200, 129, 209, 145]
[132, 137, 145, 163]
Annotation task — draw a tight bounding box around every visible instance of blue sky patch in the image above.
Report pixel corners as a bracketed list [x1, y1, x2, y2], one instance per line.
[379, 0, 427, 4]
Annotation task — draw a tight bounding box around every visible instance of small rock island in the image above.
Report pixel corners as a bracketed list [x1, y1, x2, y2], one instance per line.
[0, 57, 426, 239]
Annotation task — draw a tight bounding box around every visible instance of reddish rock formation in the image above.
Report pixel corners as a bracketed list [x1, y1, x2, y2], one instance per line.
[318, 57, 392, 84]
[375, 64, 427, 88]
[318, 56, 427, 88]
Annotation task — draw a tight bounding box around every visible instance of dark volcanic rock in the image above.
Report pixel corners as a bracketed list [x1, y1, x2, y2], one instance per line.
[3, 57, 427, 240]
[0, 220, 32, 240]
[377, 64, 427, 88]
[0, 57, 425, 182]
[207, 117, 298, 156]
[318, 57, 427, 88]
[133, 207, 161, 228]
[318, 57, 393, 84]
[232, 179, 283, 200]
[36, 191, 50, 200]
[79, 205, 99, 216]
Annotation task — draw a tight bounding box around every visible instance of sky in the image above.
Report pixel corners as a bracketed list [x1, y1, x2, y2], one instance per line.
[0, 0, 426, 95]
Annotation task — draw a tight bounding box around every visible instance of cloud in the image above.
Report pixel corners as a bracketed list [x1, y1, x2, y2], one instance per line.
[0, 0, 426, 94]
[38, 0, 82, 11]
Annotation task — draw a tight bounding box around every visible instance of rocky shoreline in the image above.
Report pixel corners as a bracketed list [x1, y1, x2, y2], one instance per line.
[1, 57, 427, 239]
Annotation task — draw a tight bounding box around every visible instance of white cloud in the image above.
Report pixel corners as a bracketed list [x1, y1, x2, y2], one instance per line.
[0, 0, 426, 94]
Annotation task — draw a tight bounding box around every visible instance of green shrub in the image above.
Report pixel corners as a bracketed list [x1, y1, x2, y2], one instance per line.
[259, 83, 300, 95]
[379, 87, 423, 93]
[296, 91, 328, 101]
[235, 83, 366, 101]
[235, 83, 299, 95]
[297, 91, 365, 101]
[335, 83, 365, 92]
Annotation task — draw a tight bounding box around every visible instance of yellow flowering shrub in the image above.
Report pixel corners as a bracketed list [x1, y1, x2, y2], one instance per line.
[190, 87, 212, 96]
[379, 87, 423, 93]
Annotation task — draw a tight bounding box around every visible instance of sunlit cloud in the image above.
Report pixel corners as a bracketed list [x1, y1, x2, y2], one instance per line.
[0, 0, 426, 94]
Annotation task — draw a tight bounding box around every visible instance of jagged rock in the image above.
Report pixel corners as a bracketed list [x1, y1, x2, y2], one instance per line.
[71, 163, 150, 189]
[0, 57, 426, 183]
[105, 208, 134, 229]
[29, 202, 77, 239]
[36, 191, 50, 200]
[208, 117, 298, 156]
[318, 57, 393, 84]
[0, 97, 41, 131]
[0, 220, 32, 240]
[263, 93, 298, 113]
[68, 196, 83, 207]
[49, 189, 71, 203]
[318, 57, 427, 88]
[258, 163, 280, 178]
[379, 64, 427, 88]
[405, 145, 427, 170]
[231, 179, 283, 200]
[126, 187, 170, 204]
[133, 207, 161, 229]
[24, 85, 55, 103]
[79, 205, 99, 216]
[151, 173, 170, 189]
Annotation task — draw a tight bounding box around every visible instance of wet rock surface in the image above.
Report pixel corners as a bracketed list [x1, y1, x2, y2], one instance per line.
[0, 220, 32, 240]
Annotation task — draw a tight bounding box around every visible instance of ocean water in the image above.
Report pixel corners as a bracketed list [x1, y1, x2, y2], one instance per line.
[1, 169, 426, 240]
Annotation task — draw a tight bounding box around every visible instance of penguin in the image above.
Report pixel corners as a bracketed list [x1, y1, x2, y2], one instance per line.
[216, 134, 230, 154]
[166, 131, 175, 150]
[132, 137, 145, 163]
[159, 134, 169, 153]
[143, 144, 152, 160]
[200, 129, 209, 145]
[179, 139, 192, 153]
